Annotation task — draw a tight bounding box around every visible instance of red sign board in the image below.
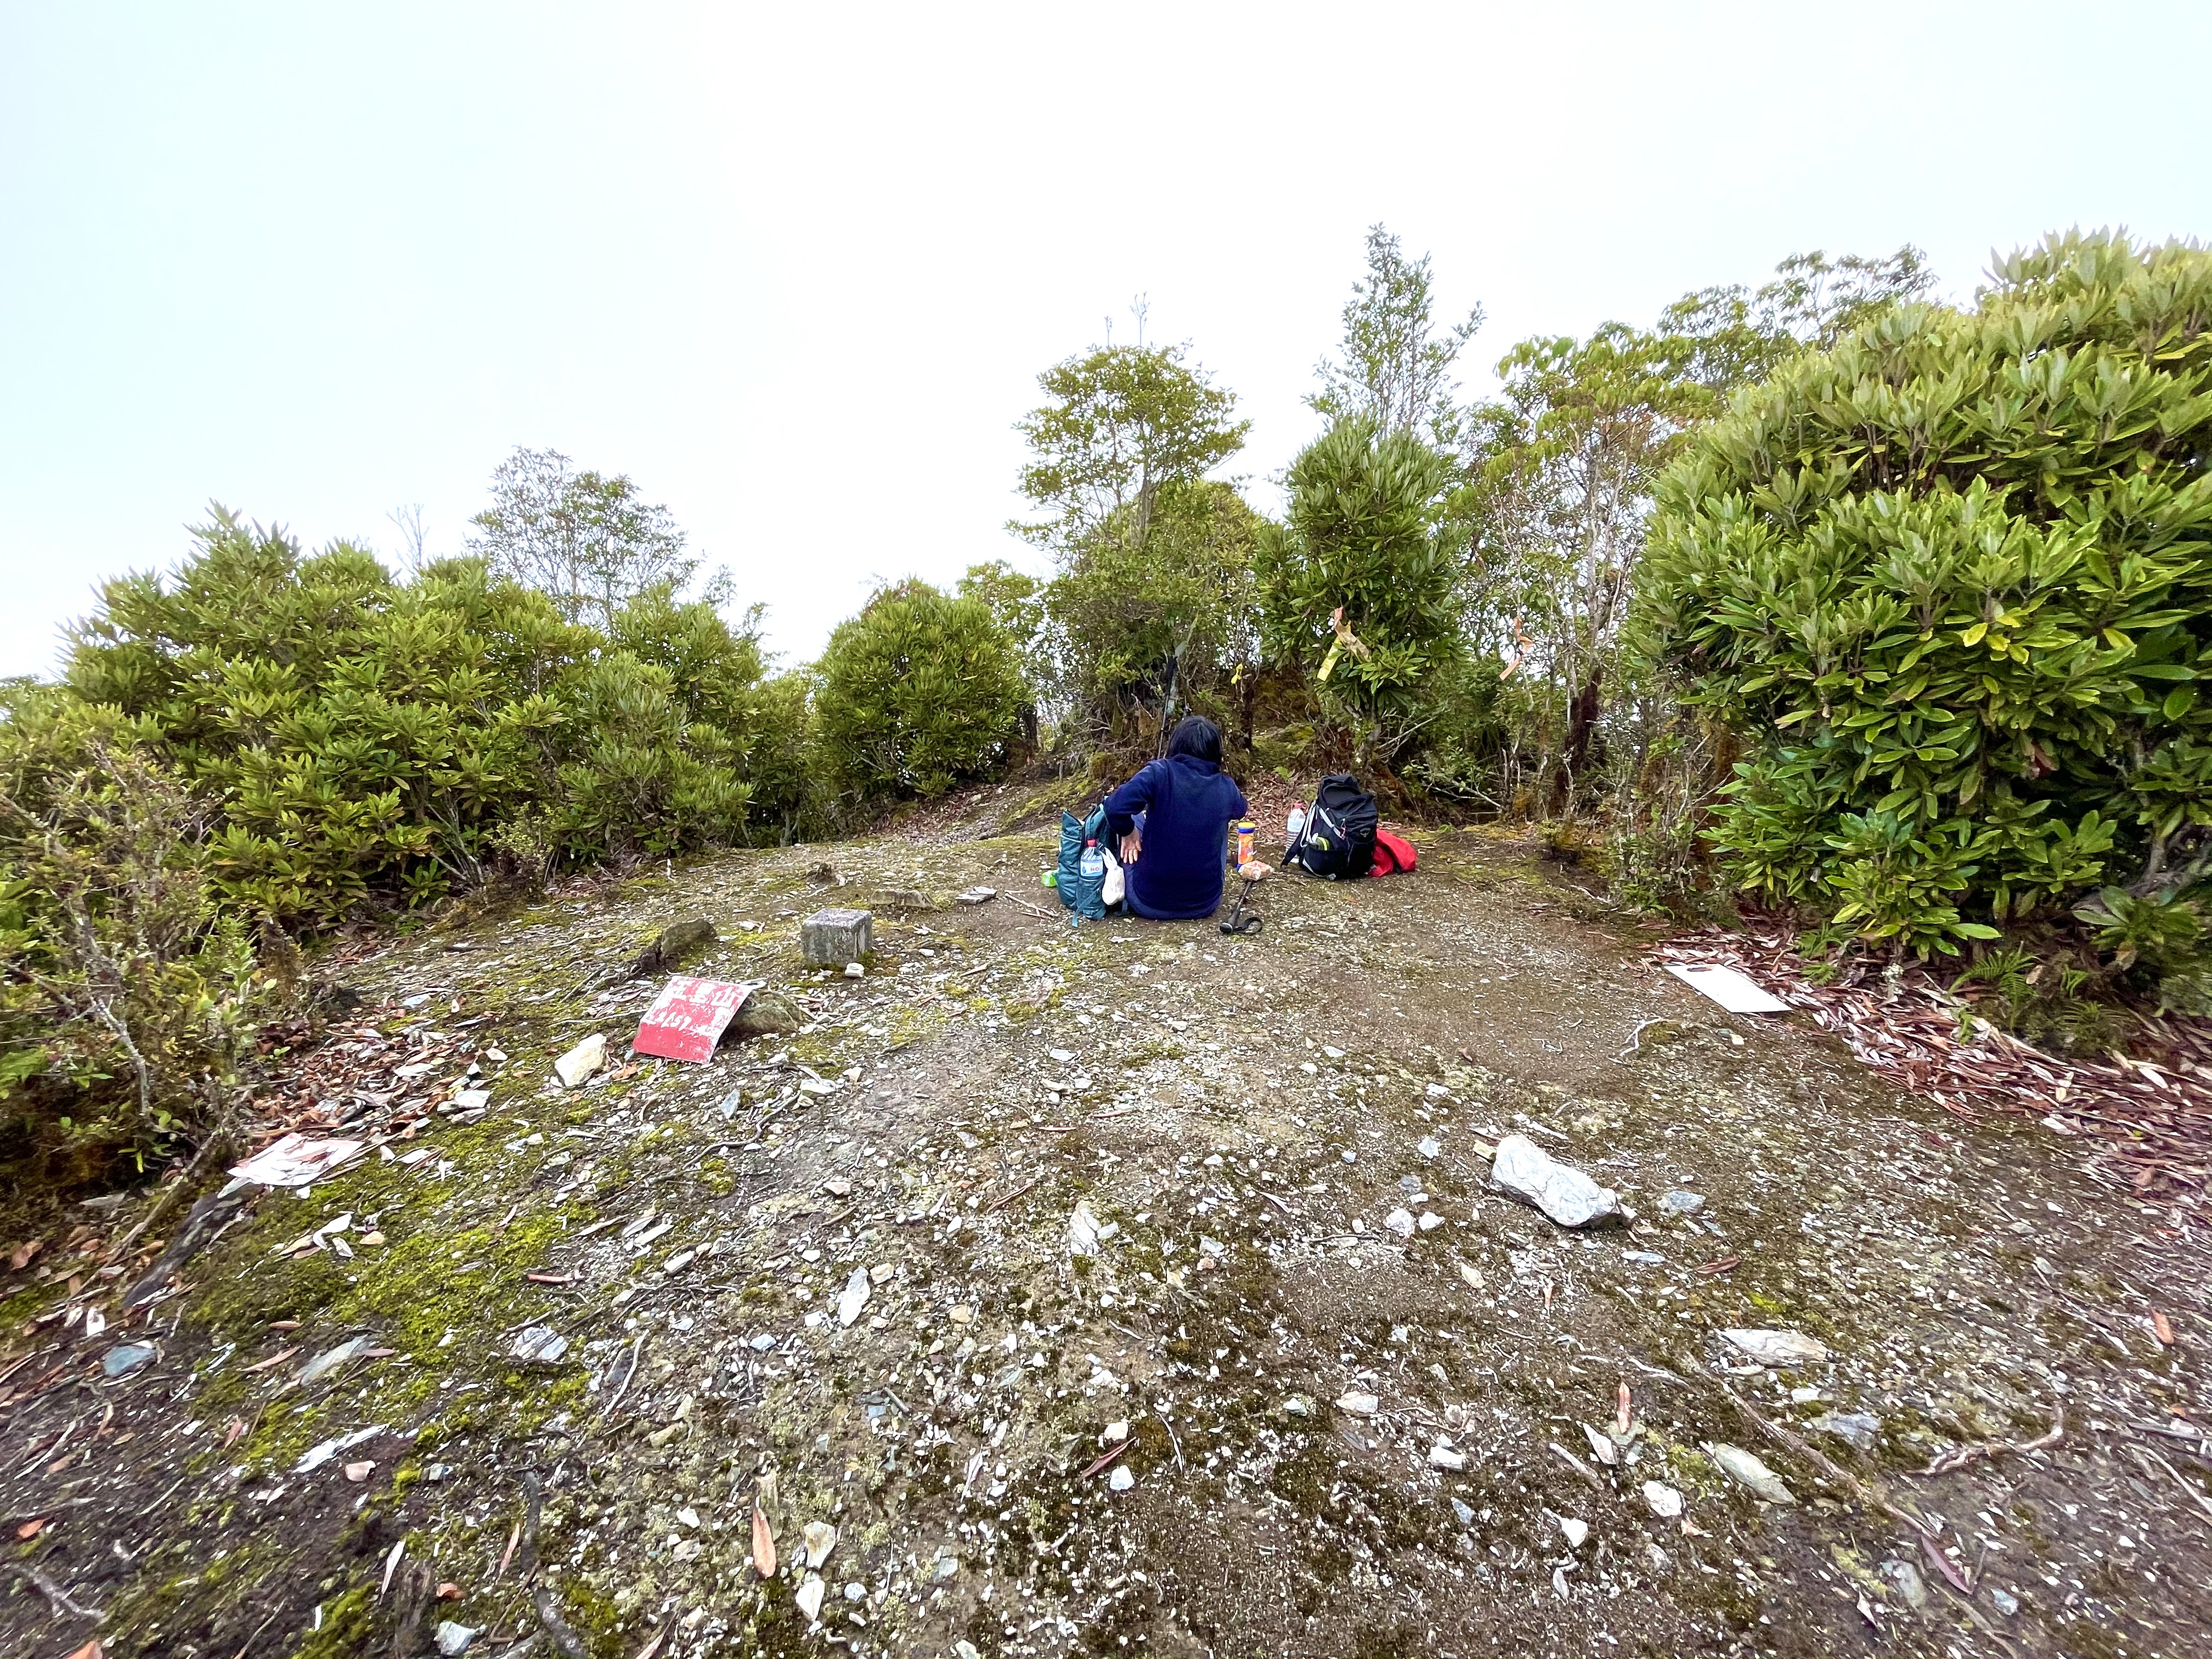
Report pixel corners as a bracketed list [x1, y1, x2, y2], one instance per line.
[634, 977, 753, 1063]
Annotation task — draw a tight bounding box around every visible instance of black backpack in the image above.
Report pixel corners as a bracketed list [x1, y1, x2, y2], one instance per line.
[1290, 774, 1379, 879]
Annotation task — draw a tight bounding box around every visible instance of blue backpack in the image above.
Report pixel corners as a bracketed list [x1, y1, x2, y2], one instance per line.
[1057, 803, 1110, 921]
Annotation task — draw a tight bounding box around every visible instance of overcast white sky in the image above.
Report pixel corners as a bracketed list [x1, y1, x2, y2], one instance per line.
[3, 2, 2208, 679]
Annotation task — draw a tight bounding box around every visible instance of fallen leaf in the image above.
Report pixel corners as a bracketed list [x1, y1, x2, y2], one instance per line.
[15, 1516, 47, 1539]
[223, 1417, 247, 1448]
[752, 1497, 777, 1578]
[1696, 1256, 1741, 1276]
[436, 1581, 461, 1600]
[1615, 1383, 1633, 1439]
[8, 1238, 42, 1272]
[2152, 1309, 2176, 1345]
[241, 1347, 300, 1374]
[64, 1641, 104, 1659]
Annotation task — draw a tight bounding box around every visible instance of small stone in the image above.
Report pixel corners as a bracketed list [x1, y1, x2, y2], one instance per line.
[1641, 1480, 1684, 1519]
[1283, 1395, 1313, 1418]
[1658, 1190, 1705, 1216]
[836, 1267, 872, 1327]
[823, 1176, 853, 1197]
[795, 1574, 827, 1621]
[663, 1249, 695, 1275]
[677, 1506, 701, 1527]
[1340, 1149, 1357, 1164]
[102, 1343, 156, 1378]
[1451, 1497, 1476, 1526]
[1418, 1136, 1441, 1159]
[1068, 1202, 1104, 1258]
[1336, 1391, 1380, 1416]
[956, 887, 997, 905]
[1428, 1442, 1465, 1471]
[433, 1622, 479, 1656]
[802, 1520, 838, 1567]
[1383, 1207, 1417, 1239]
[1880, 1557, 1928, 1610]
[1990, 1587, 2019, 1616]
[844, 961, 865, 978]
[749, 1334, 776, 1352]
[554, 1034, 606, 1089]
[1810, 1410, 1881, 1450]
[1048, 1048, 1075, 1063]
[948, 1305, 974, 1325]
[1720, 1328, 1829, 1366]
[1103, 1420, 1130, 1444]
[1417, 1212, 1443, 1232]
[1457, 1262, 1485, 1291]
[1488, 1135, 1623, 1228]
[1108, 1465, 1135, 1492]
[1705, 1442, 1796, 1504]
[512, 1325, 569, 1365]
[1559, 1516, 1589, 1549]
[343, 1460, 375, 1482]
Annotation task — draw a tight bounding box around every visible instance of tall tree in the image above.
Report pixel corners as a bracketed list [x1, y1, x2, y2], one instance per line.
[466, 447, 726, 632]
[1310, 223, 1485, 450]
[1012, 337, 1248, 561]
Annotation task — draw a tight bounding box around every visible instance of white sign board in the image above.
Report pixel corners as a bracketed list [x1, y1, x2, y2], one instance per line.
[1665, 963, 1788, 1014]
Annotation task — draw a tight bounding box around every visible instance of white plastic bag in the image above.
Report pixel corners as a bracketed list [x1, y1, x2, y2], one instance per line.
[1100, 843, 1125, 908]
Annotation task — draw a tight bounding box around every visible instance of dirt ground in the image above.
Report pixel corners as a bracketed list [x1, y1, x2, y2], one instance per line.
[3, 819, 2209, 1659]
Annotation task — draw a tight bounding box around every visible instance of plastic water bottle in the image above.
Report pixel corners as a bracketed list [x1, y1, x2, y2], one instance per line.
[1285, 805, 1307, 846]
[1079, 839, 1105, 881]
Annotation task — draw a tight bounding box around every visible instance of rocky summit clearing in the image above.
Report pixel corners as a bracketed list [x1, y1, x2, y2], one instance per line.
[3, 820, 2209, 1659]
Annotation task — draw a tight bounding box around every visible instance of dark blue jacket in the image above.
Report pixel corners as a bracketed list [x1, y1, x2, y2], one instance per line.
[1103, 755, 1248, 921]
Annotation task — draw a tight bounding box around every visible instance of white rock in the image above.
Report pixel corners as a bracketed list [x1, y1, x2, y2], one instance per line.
[802, 1520, 838, 1568]
[1720, 1328, 1830, 1365]
[1705, 1441, 1796, 1504]
[844, 961, 865, 978]
[1323, 1046, 1345, 1059]
[795, 1573, 827, 1621]
[1336, 1390, 1380, 1416]
[1428, 1442, 1465, 1470]
[836, 1267, 872, 1327]
[554, 1033, 606, 1088]
[1049, 1048, 1075, 1063]
[435, 1623, 479, 1656]
[512, 1325, 568, 1364]
[1108, 1464, 1135, 1491]
[1559, 1516, 1588, 1549]
[1103, 1420, 1130, 1444]
[676, 1506, 700, 1527]
[1641, 1480, 1685, 1519]
[1487, 1134, 1623, 1228]
[1383, 1207, 1417, 1238]
[1417, 1212, 1443, 1232]
[1068, 1202, 1104, 1257]
[1418, 1136, 1441, 1159]
[1458, 1261, 1485, 1290]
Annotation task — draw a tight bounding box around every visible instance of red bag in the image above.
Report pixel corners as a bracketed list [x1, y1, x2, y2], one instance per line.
[1369, 828, 1418, 876]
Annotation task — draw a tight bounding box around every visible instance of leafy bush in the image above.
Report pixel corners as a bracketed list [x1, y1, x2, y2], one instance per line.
[0, 689, 268, 1173]
[65, 507, 793, 926]
[813, 580, 1026, 800]
[1259, 417, 1465, 760]
[1639, 230, 2212, 958]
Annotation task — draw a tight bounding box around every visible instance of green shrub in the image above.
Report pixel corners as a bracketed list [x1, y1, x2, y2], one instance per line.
[1258, 417, 1464, 760]
[812, 580, 1026, 799]
[1639, 230, 2212, 960]
[63, 507, 792, 924]
[0, 689, 267, 1173]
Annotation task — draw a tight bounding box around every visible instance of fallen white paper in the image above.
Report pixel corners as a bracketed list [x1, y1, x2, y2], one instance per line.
[229, 1132, 366, 1188]
[1665, 963, 1787, 1014]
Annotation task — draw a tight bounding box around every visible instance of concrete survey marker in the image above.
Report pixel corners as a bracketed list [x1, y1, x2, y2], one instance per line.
[802, 907, 873, 965]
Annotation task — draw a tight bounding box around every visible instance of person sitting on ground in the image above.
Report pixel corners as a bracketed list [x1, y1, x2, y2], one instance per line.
[1103, 715, 1249, 922]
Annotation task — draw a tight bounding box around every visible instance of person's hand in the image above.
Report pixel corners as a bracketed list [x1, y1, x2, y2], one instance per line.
[1119, 830, 1142, 865]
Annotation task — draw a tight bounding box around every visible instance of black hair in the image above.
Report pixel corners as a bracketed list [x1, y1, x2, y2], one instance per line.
[1166, 715, 1222, 765]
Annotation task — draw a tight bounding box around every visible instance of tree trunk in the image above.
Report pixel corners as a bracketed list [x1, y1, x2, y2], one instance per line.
[1552, 664, 1605, 814]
